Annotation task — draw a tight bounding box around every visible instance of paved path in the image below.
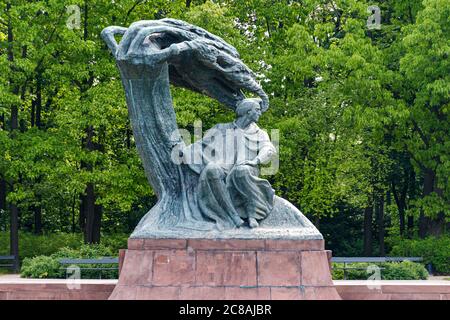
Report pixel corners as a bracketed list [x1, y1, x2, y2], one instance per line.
[0, 274, 117, 284]
[428, 276, 449, 281]
[333, 279, 450, 285]
[1, 273, 448, 284]
[1, 275, 448, 300]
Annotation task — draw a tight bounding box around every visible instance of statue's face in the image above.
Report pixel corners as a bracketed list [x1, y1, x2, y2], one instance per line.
[247, 102, 262, 122]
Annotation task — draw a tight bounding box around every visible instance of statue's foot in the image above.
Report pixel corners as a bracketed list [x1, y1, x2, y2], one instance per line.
[232, 215, 245, 228]
[248, 218, 259, 229]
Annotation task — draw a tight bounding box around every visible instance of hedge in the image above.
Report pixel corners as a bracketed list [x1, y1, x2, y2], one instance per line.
[387, 235, 450, 275]
[332, 261, 429, 280]
[0, 232, 128, 260]
[21, 244, 118, 279]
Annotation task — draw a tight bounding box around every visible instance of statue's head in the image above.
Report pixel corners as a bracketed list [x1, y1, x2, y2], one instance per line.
[235, 98, 263, 123]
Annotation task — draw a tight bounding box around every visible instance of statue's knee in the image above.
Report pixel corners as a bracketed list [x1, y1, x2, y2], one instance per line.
[231, 165, 252, 178]
[204, 163, 224, 179]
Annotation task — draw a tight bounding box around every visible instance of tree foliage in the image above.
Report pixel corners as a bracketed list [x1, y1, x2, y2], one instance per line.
[0, 0, 448, 256]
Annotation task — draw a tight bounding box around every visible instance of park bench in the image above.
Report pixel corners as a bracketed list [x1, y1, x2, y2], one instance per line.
[58, 257, 119, 279]
[0, 255, 16, 270]
[331, 257, 424, 280]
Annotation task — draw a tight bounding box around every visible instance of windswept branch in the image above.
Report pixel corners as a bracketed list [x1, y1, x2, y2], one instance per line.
[101, 26, 128, 58]
[102, 18, 269, 111]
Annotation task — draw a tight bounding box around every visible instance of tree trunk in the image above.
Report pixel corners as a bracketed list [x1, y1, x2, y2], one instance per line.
[92, 203, 103, 243]
[101, 20, 272, 234]
[79, 124, 103, 243]
[392, 172, 409, 237]
[126, 126, 131, 149]
[82, 184, 103, 244]
[31, 99, 36, 127]
[363, 205, 373, 256]
[33, 205, 42, 235]
[72, 193, 77, 233]
[10, 106, 18, 131]
[79, 193, 86, 231]
[407, 215, 414, 237]
[83, 183, 96, 244]
[419, 168, 444, 237]
[10, 202, 19, 272]
[119, 62, 200, 231]
[0, 179, 6, 211]
[377, 195, 385, 256]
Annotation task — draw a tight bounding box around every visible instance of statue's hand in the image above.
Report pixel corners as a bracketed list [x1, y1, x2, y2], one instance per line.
[239, 159, 259, 167]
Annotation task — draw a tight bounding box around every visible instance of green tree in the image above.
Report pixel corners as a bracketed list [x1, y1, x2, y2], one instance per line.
[399, 0, 449, 237]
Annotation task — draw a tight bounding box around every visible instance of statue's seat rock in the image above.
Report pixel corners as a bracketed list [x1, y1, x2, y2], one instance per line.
[131, 196, 323, 240]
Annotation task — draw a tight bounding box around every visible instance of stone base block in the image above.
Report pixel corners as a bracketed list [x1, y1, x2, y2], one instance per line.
[109, 238, 341, 300]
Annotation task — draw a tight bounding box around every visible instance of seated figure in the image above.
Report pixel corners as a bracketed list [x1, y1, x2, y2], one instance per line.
[179, 98, 277, 229]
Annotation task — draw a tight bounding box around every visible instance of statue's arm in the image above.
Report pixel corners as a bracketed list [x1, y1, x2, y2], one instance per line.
[239, 133, 276, 167]
[254, 131, 276, 165]
[255, 143, 276, 165]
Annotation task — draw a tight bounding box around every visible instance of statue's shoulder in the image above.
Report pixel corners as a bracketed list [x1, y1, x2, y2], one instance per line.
[249, 122, 265, 134]
[252, 124, 271, 141]
[203, 122, 233, 138]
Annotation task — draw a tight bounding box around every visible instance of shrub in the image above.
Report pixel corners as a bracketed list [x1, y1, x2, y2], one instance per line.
[21, 256, 60, 278]
[387, 235, 450, 275]
[0, 232, 128, 260]
[332, 261, 429, 280]
[382, 261, 428, 280]
[332, 263, 371, 280]
[0, 232, 82, 259]
[53, 244, 118, 279]
[1, 232, 127, 279]
[20, 244, 118, 279]
[50, 243, 114, 259]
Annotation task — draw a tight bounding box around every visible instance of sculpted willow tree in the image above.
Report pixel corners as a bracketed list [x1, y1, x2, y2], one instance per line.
[101, 18, 320, 238]
[102, 18, 341, 303]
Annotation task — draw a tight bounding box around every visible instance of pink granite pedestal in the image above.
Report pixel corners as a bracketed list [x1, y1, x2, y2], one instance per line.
[109, 238, 341, 300]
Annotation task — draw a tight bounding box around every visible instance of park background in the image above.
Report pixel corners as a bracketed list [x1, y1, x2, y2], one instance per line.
[0, 0, 448, 278]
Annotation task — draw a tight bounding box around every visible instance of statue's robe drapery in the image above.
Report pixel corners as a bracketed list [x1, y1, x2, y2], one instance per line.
[181, 122, 276, 228]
